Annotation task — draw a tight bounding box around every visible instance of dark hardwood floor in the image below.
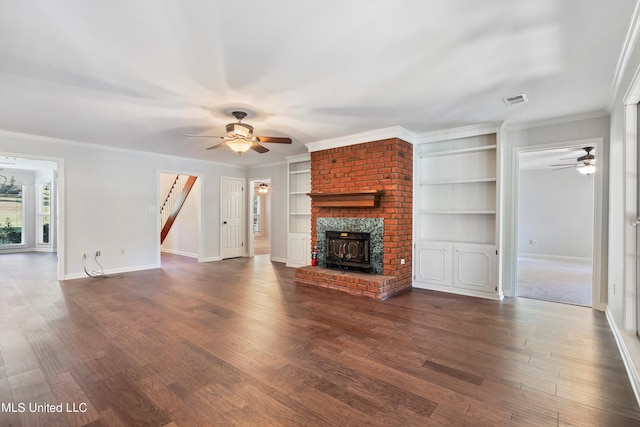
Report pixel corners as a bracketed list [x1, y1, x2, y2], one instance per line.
[1, 252, 639, 426]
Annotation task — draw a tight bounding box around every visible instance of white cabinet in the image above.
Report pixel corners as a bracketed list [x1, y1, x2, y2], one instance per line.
[287, 233, 310, 267]
[415, 241, 452, 287]
[286, 154, 311, 267]
[413, 127, 502, 299]
[452, 243, 497, 294]
[415, 241, 497, 296]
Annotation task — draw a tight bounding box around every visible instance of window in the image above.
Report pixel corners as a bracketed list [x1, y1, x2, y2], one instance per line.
[253, 195, 260, 234]
[36, 183, 51, 246]
[0, 175, 24, 245]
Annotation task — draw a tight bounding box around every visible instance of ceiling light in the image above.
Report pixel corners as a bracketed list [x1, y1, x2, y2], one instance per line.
[577, 164, 595, 175]
[226, 139, 253, 154]
[258, 183, 269, 193]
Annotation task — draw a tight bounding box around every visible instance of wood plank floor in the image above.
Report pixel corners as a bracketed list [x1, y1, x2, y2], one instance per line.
[1, 252, 639, 426]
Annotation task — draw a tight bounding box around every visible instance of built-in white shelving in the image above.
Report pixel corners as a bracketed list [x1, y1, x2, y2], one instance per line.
[413, 128, 502, 299]
[286, 154, 311, 267]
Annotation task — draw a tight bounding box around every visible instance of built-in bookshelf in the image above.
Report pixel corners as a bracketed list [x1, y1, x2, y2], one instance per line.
[286, 154, 311, 267]
[413, 127, 502, 299]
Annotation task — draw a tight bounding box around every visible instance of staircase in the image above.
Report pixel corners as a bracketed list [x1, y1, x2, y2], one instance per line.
[160, 175, 197, 244]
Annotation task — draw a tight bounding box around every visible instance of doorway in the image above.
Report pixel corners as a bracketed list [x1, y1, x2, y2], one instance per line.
[159, 172, 202, 262]
[0, 154, 62, 278]
[516, 146, 595, 306]
[251, 178, 271, 257]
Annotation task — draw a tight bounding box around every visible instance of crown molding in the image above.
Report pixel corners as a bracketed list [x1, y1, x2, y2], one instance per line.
[285, 153, 310, 163]
[504, 111, 609, 132]
[414, 121, 505, 144]
[0, 129, 245, 169]
[610, 0, 640, 109]
[304, 126, 418, 153]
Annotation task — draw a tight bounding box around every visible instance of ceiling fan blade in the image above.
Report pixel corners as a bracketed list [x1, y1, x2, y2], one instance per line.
[256, 136, 292, 144]
[552, 166, 576, 171]
[250, 143, 270, 153]
[184, 133, 225, 139]
[206, 141, 228, 150]
[549, 163, 577, 167]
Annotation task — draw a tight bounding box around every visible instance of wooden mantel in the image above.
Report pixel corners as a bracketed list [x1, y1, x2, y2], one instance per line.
[307, 190, 384, 208]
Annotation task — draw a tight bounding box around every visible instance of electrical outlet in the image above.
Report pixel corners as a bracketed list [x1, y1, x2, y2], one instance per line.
[400, 258, 405, 265]
[529, 239, 537, 245]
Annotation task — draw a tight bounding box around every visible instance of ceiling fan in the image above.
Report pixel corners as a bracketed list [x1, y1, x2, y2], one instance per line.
[184, 111, 292, 154]
[550, 146, 596, 175]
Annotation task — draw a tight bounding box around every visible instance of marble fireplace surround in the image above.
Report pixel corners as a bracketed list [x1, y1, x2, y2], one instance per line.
[316, 217, 384, 274]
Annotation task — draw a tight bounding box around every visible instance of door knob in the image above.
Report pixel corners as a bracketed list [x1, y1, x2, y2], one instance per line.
[223, 221, 228, 224]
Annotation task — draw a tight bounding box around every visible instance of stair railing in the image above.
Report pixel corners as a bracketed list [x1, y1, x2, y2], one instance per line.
[160, 175, 197, 243]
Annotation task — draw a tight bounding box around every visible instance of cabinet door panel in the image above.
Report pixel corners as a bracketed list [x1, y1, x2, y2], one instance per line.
[287, 233, 309, 267]
[453, 243, 496, 292]
[415, 242, 452, 287]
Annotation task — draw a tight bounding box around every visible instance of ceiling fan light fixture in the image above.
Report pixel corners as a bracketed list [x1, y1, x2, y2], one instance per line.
[226, 122, 253, 138]
[258, 183, 269, 193]
[226, 138, 253, 154]
[577, 163, 595, 175]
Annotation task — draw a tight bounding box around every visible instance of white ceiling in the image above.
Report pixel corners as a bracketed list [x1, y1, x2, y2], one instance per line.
[0, 1, 636, 167]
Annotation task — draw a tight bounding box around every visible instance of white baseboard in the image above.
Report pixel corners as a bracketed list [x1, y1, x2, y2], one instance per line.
[270, 257, 287, 264]
[605, 306, 640, 408]
[412, 281, 503, 301]
[0, 247, 33, 254]
[200, 256, 222, 262]
[64, 263, 161, 280]
[518, 253, 592, 263]
[161, 248, 198, 258]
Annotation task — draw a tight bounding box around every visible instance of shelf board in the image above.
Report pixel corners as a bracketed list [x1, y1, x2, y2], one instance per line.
[308, 190, 383, 208]
[419, 177, 496, 185]
[418, 210, 496, 215]
[290, 212, 311, 216]
[419, 145, 497, 158]
[289, 191, 310, 195]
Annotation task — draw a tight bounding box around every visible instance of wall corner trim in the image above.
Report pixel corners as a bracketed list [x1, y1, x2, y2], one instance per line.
[606, 306, 640, 408]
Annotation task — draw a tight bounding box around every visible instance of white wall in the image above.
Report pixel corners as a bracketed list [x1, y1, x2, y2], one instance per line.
[518, 167, 594, 259]
[0, 131, 246, 278]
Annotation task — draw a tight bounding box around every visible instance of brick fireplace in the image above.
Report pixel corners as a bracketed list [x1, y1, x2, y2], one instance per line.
[294, 138, 413, 300]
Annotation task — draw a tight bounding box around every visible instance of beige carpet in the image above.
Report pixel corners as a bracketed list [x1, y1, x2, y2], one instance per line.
[517, 256, 592, 306]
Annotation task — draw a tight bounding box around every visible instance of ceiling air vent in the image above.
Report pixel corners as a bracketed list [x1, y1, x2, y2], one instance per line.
[503, 93, 528, 106]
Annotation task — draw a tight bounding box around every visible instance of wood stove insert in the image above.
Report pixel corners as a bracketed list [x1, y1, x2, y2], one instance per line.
[325, 231, 371, 273]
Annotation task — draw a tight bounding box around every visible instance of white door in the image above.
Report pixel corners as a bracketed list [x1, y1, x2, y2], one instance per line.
[221, 177, 244, 259]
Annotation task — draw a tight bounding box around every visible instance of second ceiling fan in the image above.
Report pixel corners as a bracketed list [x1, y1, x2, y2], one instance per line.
[185, 111, 292, 154]
[550, 146, 596, 175]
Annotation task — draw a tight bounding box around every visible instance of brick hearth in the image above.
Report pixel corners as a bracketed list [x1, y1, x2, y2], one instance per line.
[294, 137, 413, 299]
